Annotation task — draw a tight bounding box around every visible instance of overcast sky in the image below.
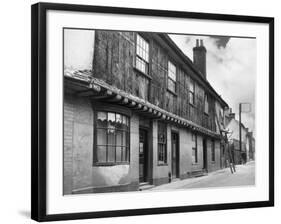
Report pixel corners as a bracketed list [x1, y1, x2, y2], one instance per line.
[169, 34, 256, 134]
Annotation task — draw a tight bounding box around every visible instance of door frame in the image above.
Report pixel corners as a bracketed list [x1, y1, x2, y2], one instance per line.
[171, 131, 180, 178]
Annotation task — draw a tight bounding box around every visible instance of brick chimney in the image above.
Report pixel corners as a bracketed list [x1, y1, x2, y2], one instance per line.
[193, 39, 207, 79]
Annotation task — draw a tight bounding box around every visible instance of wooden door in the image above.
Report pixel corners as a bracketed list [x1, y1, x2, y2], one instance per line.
[203, 138, 208, 171]
[139, 129, 148, 182]
[171, 132, 179, 178]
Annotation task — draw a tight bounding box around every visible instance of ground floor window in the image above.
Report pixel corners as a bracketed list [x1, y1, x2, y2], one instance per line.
[192, 133, 198, 164]
[94, 111, 130, 164]
[211, 140, 215, 162]
[158, 121, 167, 164]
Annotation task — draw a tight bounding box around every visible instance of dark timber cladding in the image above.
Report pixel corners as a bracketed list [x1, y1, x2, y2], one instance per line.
[93, 31, 228, 132]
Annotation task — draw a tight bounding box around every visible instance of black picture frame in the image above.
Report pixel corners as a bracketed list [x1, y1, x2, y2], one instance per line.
[31, 2, 274, 222]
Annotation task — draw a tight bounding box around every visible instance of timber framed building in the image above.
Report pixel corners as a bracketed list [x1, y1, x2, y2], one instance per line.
[63, 30, 229, 194]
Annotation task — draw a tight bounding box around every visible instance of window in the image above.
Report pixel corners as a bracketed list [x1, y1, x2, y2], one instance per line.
[192, 133, 198, 164]
[204, 93, 209, 114]
[211, 140, 215, 162]
[189, 78, 195, 105]
[136, 34, 149, 75]
[168, 61, 176, 93]
[95, 111, 130, 164]
[158, 122, 167, 164]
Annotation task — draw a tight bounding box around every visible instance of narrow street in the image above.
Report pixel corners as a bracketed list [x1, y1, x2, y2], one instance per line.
[149, 161, 255, 191]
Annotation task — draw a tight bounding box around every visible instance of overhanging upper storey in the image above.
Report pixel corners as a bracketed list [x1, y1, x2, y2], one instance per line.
[64, 69, 221, 139]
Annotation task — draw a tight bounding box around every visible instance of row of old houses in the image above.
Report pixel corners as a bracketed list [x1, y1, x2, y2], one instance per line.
[63, 29, 255, 194]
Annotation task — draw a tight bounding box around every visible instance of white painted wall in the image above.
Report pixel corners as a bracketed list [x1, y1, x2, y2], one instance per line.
[226, 119, 248, 142]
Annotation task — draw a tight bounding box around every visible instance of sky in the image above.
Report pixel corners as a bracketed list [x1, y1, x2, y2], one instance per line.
[169, 34, 256, 135]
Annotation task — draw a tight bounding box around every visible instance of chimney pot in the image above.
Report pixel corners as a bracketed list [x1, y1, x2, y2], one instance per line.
[200, 39, 203, 46]
[196, 39, 199, 47]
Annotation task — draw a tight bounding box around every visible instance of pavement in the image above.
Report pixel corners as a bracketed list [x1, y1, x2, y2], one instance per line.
[149, 161, 255, 191]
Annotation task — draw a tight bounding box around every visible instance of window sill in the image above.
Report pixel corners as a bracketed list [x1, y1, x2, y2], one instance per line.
[133, 67, 152, 80]
[93, 162, 130, 166]
[167, 88, 177, 97]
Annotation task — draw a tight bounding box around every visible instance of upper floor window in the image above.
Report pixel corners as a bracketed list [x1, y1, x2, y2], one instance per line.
[94, 111, 130, 164]
[168, 61, 176, 93]
[189, 78, 195, 105]
[136, 34, 149, 75]
[158, 121, 167, 164]
[204, 93, 209, 114]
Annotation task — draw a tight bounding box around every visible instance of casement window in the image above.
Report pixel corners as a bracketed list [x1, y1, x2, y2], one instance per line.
[94, 111, 130, 164]
[136, 34, 149, 75]
[158, 122, 167, 164]
[204, 93, 209, 114]
[211, 140, 215, 162]
[168, 61, 177, 93]
[189, 78, 195, 105]
[192, 133, 198, 164]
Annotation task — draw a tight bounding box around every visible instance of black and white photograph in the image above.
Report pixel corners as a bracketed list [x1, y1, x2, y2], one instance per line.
[63, 28, 256, 195]
[30, 2, 274, 221]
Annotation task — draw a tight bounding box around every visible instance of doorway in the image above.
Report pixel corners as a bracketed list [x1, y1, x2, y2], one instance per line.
[139, 129, 148, 183]
[203, 138, 208, 172]
[171, 132, 180, 179]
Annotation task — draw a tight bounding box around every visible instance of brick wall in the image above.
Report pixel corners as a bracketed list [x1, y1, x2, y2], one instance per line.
[63, 94, 74, 195]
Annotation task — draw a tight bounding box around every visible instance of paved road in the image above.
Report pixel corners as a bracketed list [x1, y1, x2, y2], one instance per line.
[150, 161, 255, 191]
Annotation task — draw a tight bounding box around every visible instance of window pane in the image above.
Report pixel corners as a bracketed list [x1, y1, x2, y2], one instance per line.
[107, 146, 115, 162]
[169, 72, 176, 81]
[126, 147, 130, 161]
[116, 113, 123, 129]
[122, 147, 129, 162]
[116, 130, 122, 146]
[107, 129, 115, 146]
[168, 79, 176, 92]
[97, 129, 107, 145]
[168, 61, 176, 81]
[108, 112, 115, 127]
[164, 147, 167, 163]
[158, 122, 167, 163]
[158, 145, 162, 161]
[189, 79, 195, 92]
[189, 92, 194, 104]
[97, 112, 107, 128]
[168, 61, 175, 72]
[116, 146, 122, 162]
[123, 131, 128, 147]
[97, 146, 107, 162]
[122, 115, 129, 130]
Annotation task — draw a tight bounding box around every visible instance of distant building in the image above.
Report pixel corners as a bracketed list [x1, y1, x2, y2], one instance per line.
[247, 131, 255, 161]
[224, 109, 255, 165]
[63, 30, 229, 194]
